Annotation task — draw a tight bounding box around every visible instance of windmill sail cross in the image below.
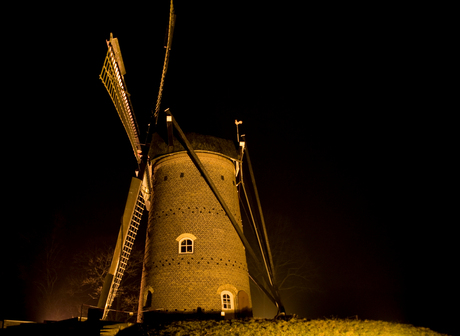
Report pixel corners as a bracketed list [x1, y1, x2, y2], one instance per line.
[97, 0, 283, 320]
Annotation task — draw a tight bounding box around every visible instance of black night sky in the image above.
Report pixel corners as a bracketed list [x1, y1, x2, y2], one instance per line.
[2, 2, 456, 335]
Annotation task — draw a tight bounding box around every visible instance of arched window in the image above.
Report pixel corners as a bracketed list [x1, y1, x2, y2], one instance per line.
[176, 233, 197, 254]
[179, 238, 193, 254]
[221, 291, 234, 310]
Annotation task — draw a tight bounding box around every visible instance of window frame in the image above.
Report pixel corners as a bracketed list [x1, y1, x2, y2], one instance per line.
[179, 238, 194, 254]
[176, 233, 197, 254]
[221, 291, 234, 310]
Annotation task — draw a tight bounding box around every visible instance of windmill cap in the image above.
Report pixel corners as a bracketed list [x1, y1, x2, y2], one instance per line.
[149, 132, 238, 160]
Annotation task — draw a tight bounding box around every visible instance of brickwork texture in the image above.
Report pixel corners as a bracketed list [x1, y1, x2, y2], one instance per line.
[138, 150, 252, 320]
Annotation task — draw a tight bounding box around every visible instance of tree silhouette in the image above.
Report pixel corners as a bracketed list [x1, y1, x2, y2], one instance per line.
[246, 210, 318, 313]
[68, 240, 143, 319]
[268, 217, 318, 296]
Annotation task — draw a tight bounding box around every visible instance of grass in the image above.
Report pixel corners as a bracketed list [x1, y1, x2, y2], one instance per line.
[132, 317, 450, 336]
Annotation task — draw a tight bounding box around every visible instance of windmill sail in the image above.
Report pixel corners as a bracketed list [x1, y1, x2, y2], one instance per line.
[98, 34, 149, 319]
[98, 177, 145, 319]
[100, 34, 143, 164]
[153, 0, 176, 125]
[97, 1, 284, 320]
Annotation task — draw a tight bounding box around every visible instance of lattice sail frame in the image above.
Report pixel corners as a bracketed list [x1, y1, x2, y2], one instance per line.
[100, 37, 143, 164]
[102, 177, 145, 320]
[98, 35, 150, 319]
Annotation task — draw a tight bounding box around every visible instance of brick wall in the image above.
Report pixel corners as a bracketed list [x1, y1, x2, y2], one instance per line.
[138, 151, 252, 320]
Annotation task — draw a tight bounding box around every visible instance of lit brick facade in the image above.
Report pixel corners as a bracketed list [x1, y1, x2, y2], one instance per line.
[138, 146, 252, 320]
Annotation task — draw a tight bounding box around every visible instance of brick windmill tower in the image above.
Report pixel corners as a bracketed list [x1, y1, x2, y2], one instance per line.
[97, 1, 284, 322]
[138, 131, 252, 320]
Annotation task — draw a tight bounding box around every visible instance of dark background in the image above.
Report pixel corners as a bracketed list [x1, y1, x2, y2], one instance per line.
[2, 2, 455, 335]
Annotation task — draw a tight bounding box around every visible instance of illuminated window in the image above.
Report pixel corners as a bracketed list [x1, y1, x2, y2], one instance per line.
[179, 238, 193, 254]
[221, 291, 233, 310]
[176, 233, 197, 254]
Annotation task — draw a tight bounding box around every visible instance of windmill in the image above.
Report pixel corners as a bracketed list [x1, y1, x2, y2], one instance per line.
[97, 1, 286, 321]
